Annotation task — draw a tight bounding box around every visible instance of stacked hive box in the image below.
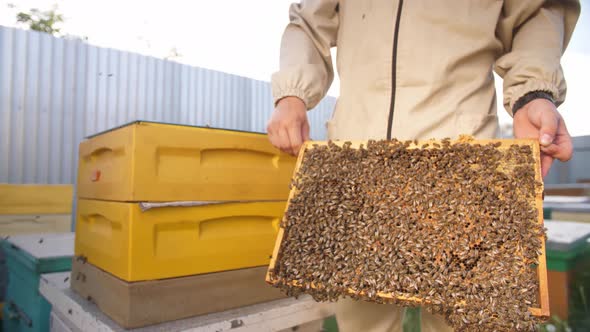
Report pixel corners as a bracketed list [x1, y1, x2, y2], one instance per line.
[544, 220, 590, 320]
[0, 185, 73, 235]
[72, 121, 296, 328]
[0, 184, 73, 327]
[2, 233, 74, 332]
[543, 185, 590, 223]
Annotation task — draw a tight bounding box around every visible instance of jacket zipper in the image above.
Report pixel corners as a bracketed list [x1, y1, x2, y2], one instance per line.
[386, 0, 404, 140]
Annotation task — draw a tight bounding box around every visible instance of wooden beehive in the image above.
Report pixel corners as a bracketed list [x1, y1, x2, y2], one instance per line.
[266, 137, 549, 321]
[71, 259, 286, 328]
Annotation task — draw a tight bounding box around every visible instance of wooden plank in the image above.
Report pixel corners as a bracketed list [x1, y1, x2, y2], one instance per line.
[40, 272, 335, 332]
[532, 139, 551, 318]
[544, 184, 590, 197]
[267, 137, 549, 317]
[0, 214, 71, 236]
[50, 310, 78, 332]
[70, 259, 288, 329]
[43, 271, 71, 291]
[0, 185, 73, 214]
[40, 272, 120, 332]
[551, 211, 590, 223]
[547, 270, 571, 320]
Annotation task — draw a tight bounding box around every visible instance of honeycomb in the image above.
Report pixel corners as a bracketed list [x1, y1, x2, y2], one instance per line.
[267, 137, 547, 331]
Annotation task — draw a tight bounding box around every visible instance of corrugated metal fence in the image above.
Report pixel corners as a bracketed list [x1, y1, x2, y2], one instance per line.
[544, 135, 590, 184]
[0, 26, 336, 184]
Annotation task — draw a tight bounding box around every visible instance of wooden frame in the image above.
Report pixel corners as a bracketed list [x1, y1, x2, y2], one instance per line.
[266, 137, 550, 317]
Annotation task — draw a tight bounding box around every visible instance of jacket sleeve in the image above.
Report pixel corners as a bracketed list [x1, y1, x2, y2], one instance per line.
[271, 0, 339, 110]
[494, 0, 580, 115]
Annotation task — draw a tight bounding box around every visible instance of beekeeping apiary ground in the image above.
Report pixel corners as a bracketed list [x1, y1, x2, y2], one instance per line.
[267, 137, 547, 332]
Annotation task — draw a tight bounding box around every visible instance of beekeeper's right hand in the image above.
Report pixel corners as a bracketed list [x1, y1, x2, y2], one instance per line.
[266, 96, 310, 156]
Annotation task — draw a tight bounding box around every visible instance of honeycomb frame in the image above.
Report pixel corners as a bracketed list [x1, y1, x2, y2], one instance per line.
[266, 137, 549, 319]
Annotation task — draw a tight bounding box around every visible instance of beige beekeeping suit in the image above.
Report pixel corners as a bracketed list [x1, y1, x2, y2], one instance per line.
[271, 0, 580, 331]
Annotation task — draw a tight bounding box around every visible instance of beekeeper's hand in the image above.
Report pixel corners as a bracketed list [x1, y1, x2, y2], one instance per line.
[267, 96, 310, 156]
[513, 98, 573, 178]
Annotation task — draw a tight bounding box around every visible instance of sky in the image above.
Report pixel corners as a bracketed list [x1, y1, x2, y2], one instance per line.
[1, 0, 589, 136]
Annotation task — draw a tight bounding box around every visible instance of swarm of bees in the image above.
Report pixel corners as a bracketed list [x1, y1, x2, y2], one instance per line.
[267, 138, 546, 332]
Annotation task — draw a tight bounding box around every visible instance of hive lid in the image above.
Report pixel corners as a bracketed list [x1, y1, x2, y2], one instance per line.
[138, 200, 284, 211]
[544, 196, 590, 204]
[84, 120, 266, 139]
[542, 202, 590, 213]
[2, 232, 74, 273]
[545, 220, 590, 253]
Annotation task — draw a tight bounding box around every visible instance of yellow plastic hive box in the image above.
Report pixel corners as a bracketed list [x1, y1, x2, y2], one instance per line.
[0, 215, 71, 236]
[76, 121, 296, 202]
[0, 185, 72, 236]
[75, 198, 286, 281]
[0, 185, 73, 215]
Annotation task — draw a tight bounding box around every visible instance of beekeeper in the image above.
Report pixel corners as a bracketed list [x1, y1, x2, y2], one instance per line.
[266, 1, 580, 331]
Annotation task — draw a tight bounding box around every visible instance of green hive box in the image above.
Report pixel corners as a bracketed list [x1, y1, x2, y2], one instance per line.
[1, 233, 74, 332]
[545, 220, 590, 272]
[546, 242, 590, 272]
[543, 220, 590, 321]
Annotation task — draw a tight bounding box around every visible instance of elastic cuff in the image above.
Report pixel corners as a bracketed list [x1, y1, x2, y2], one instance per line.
[506, 80, 560, 116]
[512, 91, 555, 115]
[272, 88, 309, 109]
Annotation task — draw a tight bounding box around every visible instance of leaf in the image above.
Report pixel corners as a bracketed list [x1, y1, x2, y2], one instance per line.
[14, 6, 64, 35]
